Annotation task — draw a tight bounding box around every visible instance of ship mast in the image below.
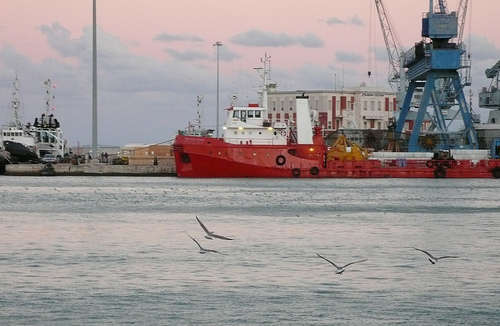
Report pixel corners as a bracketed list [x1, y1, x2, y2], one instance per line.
[10, 76, 22, 128]
[43, 78, 55, 115]
[256, 53, 272, 110]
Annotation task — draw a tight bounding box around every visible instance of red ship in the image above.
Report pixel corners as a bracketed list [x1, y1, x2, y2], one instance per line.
[174, 57, 500, 179]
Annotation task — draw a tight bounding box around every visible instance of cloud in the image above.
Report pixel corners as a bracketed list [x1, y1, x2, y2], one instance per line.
[335, 51, 364, 63]
[153, 33, 204, 43]
[325, 15, 364, 26]
[164, 46, 240, 62]
[218, 46, 241, 62]
[165, 48, 209, 61]
[326, 17, 344, 25]
[230, 29, 324, 48]
[349, 15, 364, 26]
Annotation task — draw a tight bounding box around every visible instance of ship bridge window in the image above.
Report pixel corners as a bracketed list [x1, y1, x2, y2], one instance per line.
[241, 110, 247, 122]
[233, 111, 240, 119]
[247, 110, 254, 118]
[255, 111, 261, 118]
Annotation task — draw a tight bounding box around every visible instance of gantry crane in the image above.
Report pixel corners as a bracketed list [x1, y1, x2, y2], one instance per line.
[394, 0, 477, 151]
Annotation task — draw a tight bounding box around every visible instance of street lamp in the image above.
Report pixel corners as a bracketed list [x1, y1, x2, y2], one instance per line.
[213, 41, 223, 138]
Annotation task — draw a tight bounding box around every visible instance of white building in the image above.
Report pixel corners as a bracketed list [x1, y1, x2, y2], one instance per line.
[266, 86, 400, 135]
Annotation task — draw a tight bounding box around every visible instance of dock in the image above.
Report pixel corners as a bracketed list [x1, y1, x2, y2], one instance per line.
[3, 160, 176, 177]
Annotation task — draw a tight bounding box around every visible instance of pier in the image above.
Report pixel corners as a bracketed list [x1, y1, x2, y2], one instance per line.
[3, 160, 176, 176]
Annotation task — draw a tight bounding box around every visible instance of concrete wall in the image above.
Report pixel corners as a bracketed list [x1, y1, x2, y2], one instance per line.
[5, 162, 176, 176]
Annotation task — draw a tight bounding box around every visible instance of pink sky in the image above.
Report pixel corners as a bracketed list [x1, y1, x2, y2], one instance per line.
[2, 0, 498, 68]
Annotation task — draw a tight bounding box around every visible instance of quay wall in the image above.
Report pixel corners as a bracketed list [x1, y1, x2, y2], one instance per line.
[4, 162, 176, 176]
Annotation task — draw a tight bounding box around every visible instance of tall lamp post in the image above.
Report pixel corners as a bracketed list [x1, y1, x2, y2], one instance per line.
[92, 0, 98, 156]
[213, 41, 223, 138]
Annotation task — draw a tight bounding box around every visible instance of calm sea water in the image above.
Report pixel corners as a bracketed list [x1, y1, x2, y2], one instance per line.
[0, 176, 499, 325]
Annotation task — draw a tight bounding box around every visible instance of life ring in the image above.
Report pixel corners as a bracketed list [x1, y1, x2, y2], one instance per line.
[310, 166, 320, 176]
[492, 167, 500, 179]
[292, 168, 301, 178]
[425, 160, 434, 168]
[181, 153, 191, 163]
[434, 166, 446, 178]
[276, 155, 286, 166]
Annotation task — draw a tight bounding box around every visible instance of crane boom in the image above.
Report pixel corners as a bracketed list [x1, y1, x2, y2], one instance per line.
[374, 0, 402, 84]
[456, 0, 469, 45]
[438, 0, 448, 14]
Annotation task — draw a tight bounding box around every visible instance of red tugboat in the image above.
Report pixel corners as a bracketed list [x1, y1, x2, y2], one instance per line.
[174, 58, 500, 179]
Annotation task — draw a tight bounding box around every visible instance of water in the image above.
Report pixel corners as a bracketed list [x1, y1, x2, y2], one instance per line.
[1, 176, 499, 325]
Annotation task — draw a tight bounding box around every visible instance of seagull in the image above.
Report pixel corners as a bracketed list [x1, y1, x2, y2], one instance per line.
[316, 253, 367, 274]
[195, 216, 233, 240]
[187, 234, 222, 254]
[413, 248, 459, 264]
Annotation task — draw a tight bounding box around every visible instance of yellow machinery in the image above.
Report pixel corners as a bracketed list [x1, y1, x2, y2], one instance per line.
[327, 135, 369, 161]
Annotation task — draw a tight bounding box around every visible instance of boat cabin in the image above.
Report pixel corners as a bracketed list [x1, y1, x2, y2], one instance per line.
[223, 106, 288, 145]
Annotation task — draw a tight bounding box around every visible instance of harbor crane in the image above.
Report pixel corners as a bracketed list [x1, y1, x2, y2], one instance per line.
[373, 0, 406, 105]
[375, 0, 477, 151]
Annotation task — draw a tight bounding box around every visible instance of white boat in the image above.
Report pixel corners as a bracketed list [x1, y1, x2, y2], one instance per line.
[1, 77, 39, 162]
[27, 79, 68, 159]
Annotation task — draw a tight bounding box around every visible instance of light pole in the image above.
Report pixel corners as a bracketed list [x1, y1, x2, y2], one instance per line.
[92, 0, 98, 156]
[213, 41, 223, 138]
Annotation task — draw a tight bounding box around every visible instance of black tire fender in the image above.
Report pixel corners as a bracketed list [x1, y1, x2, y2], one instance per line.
[292, 168, 301, 178]
[492, 167, 500, 179]
[181, 153, 191, 163]
[276, 155, 286, 166]
[310, 166, 319, 176]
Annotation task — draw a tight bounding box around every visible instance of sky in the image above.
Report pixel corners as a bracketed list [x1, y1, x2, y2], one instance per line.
[1, 0, 499, 146]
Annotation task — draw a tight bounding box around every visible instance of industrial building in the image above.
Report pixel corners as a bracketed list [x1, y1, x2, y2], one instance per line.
[267, 86, 399, 132]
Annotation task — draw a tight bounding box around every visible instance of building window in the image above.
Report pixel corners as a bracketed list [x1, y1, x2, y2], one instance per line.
[273, 107, 276, 111]
[378, 121, 381, 129]
[363, 101, 367, 111]
[370, 101, 375, 111]
[290, 107, 293, 111]
[268, 113, 272, 120]
[378, 101, 381, 111]
[364, 121, 367, 128]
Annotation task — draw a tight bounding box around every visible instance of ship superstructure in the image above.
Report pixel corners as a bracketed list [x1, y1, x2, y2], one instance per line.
[27, 79, 67, 158]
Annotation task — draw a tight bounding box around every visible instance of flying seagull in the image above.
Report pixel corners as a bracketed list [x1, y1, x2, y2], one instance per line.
[316, 253, 367, 274]
[413, 248, 459, 264]
[196, 216, 233, 240]
[187, 234, 222, 254]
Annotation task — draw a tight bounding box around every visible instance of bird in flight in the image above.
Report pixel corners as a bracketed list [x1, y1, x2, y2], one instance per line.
[413, 248, 459, 264]
[187, 234, 223, 254]
[196, 216, 233, 240]
[316, 253, 367, 274]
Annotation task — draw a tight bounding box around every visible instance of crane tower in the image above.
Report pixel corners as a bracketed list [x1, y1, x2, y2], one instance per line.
[395, 0, 478, 151]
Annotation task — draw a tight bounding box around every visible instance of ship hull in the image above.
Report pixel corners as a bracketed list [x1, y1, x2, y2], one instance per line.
[174, 135, 500, 178]
[3, 141, 39, 163]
